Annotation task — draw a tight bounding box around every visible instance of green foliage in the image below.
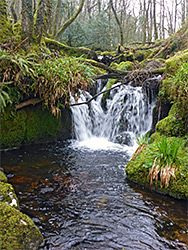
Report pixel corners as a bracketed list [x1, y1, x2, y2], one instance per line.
[139, 137, 183, 188]
[136, 133, 149, 147]
[169, 62, 188, 117]
[126, 137, 188, 199]
[0, 81, 12, 112]
[155, 137, 182, 167]
[0, 48, 94, 115]
[159, 61, 188, 134]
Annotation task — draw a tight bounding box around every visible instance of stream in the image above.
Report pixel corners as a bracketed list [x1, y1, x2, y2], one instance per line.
[1, 80, 188, 249]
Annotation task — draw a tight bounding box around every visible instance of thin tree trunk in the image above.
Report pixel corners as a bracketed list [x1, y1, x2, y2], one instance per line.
[10, 0, 18, 23]
[153, 0, 158, 40]
[53, 0, 61, 37]
[109, 0, 124, 46]
[56, 0, 85, 40]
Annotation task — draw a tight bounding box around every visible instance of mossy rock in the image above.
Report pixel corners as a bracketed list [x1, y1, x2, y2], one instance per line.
[102, 78, 119, 105]
[155, 104, 187, 137]
[165, 49, 188, 75]
[0, 109, 27, 148]
[0, 183, 19, 209]
[0, 171, 7, 183]
[25, 106, 63, 143]
[117, 61, 136, 71]
[125, 141, 188, 199]
[110, 62, 119, 69]
[134, 49, 153, 62]
[0, 105, 72, 149]
[116, 52, 134, 63]
[149, 132, 161, 143]
[0, 202, 43, 250]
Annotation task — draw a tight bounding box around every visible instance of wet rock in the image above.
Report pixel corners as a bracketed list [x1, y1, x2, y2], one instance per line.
[0, 182, 19, 209]
[0, 171, 7, 183]
[0, 202, 43, 250]
[142, 76, 161, 103]
[115, 132, 134, 146]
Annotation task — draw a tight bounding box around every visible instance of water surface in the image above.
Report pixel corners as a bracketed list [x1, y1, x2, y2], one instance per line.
[1, 141, 188, 250]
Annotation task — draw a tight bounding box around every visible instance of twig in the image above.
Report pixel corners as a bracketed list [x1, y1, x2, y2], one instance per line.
[13, 37, 28, 52]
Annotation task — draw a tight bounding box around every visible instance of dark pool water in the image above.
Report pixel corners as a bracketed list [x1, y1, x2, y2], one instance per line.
[1, 141, 188, 250]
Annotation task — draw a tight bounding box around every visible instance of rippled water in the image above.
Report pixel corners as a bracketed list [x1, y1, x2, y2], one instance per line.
[1, 141, 188, 250]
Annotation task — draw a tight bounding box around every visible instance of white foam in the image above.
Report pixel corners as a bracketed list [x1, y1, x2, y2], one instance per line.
[72, 136, 137, 154]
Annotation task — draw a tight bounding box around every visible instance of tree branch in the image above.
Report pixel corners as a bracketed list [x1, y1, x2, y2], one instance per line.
[71, 81, 128, 107]
[15, 98, 42, 110]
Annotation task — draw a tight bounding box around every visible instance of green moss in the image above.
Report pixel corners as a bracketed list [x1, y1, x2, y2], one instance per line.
[0, 105, 72, 149]
[0, 109, 27, 148]
[116, 52, 134, 63]
[25, 106, 62, 143]
[0, 183, 19, 209]
[0, 202, 43, 250]
[165, 49, 188, 75]
[149, 132, 161, 143]
[45, 38, 97, 59]
[110, 62, 119, 69]
[0, 171, 7, 183]
[0, 0, 13, 43]
[117, 61, 136, 71]
[155, 104, 186, 137]
[134, 49, 153, 61]
[125, 141, 188, 199]
[102, 78, 119, 104]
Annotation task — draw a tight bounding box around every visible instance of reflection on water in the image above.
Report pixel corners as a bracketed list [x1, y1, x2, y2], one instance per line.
[1, 141, 188, 250]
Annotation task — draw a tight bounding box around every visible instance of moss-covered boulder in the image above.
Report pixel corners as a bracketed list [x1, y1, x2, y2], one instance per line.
[0, 171, 7, 183]
[125, 140, 188, 199]
[0, 182, 19, 209]
[117, 61, 136, 71]
[0, 109, 27, 148]
[151, 104, 187, 141]
[165, 49, 188, 75]
[134, 49, 153, 62]
[0, 105, 72, 149]
[0, 202, 43, 250]
[25, 106, 63, 143]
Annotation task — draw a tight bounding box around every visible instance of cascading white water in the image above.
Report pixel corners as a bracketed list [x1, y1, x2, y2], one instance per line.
[71, 80, 156, 151]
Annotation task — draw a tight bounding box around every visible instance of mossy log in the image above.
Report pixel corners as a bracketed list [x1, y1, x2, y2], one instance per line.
[45, 38, 98, 60]
[93, 67, 165, 80]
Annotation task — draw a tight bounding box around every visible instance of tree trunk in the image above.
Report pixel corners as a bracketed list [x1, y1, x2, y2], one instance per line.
[21, 0, 34, 43]
[10, 0, 18, 23]
[109, 0, 124, 46]
[56, 0, 85, 40]
[153, 0, 158, 40]
[34, 0, 52, 43]
[53, 0, 61, 37]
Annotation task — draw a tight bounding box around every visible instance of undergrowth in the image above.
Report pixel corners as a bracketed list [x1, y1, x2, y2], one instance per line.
[0, 46, 95, 115]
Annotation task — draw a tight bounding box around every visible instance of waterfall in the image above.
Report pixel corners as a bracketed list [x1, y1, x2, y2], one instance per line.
[71, 79, 157, 151]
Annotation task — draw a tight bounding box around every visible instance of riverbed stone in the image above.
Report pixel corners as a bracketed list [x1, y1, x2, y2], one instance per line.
[0, 202, 43, 250]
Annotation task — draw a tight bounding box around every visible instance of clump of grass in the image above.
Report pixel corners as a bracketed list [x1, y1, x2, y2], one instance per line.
[132, 133, 149, 159]
[147, 137, 182, 188]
